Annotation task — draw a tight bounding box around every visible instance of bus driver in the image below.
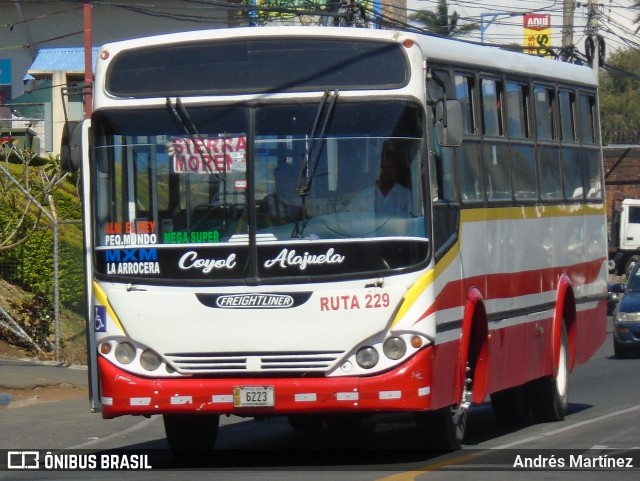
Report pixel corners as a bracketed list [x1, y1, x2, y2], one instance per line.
[349, 141, 411, 214]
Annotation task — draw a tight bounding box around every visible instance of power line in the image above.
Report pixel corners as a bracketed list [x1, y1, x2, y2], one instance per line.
[4, 0, 640, 55]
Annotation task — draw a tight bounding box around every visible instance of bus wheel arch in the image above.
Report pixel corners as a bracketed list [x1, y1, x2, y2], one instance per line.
[555, 275, 577, 371]
[417, 287, 489, 450]
[526, 275, 574, 422]
[461, 287, 490, 405]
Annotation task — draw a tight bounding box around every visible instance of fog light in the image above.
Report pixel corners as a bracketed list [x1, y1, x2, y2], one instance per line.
[114, 342, 136, 364]
[383, 337, 407, 360]
[356, 346, 379, 369]
[140, 349, 162, 371]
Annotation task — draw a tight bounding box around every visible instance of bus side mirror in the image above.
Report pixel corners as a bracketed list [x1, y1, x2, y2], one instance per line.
[60, 121, 83, 172]
[436, 99, 463, 147]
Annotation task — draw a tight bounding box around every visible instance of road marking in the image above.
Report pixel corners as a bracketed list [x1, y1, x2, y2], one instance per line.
[492, 404, 640, 449]
[375, 404, 640, 481]
[67, 416, 159, 449]
[374, 452, 481, 481]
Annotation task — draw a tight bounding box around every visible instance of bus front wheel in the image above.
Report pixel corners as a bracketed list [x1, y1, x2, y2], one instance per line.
[416, 359, 470, 450]
[415, 403, 467, 450]
[163, 413, 220, 455]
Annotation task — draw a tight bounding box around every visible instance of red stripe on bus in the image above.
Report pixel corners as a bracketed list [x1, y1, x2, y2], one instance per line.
[416, 257, 606, 323]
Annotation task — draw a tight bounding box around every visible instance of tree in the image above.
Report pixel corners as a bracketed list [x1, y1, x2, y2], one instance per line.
[410, 0, 478, 37]
[0, 141, 67, 252]
[599, 46, 640, 144]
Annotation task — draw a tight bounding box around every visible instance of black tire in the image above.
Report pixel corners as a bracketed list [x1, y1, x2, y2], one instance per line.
[613, 252, 625, 276]
[526, 324, 569, 422]
[490, 385, 530, 424]
[625, 254, 640, 277]
[163, 414, 220, 456]
[415, 404, 467, 451]
[614, 337, 630, 359]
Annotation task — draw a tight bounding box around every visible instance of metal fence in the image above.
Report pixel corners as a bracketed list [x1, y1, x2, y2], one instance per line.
[602, 127, 640, 146]
[0, 151, 84, 363]
[1, 105, 47, 155]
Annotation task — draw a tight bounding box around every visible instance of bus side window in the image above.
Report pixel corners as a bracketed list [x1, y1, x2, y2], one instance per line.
[454, 73, 482, 203]
[480, 78, 503, 137]
[578, 93, 597, 144]
[539, 145, 563, 200]
[584, 149, 603, 199]
[481, 78, 510, 201]
[559, 90, 576, 143]
[505, 82, 529, 139]
[533, 85, 555, 141]
[562, 147, 584, 200]
[578, 93, 602, 199]
[458, 143, 483, 202]
[558, 89, 581, 201]
[506, 82, 537, 201]
[455, 74, 476, 135]
[483, 143, 511, 201]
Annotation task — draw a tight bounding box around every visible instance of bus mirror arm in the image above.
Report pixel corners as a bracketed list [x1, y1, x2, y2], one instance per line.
[436, 99, 463, 148]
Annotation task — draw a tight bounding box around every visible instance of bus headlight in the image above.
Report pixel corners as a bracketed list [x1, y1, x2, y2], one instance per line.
[383, 337, 407, 360]
[356, 346, 379, 369]
[140, 349, 162, 371]
[114, 342, 136, 364]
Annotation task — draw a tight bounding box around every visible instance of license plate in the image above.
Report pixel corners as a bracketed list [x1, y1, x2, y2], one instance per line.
[233, 386, 275, 407]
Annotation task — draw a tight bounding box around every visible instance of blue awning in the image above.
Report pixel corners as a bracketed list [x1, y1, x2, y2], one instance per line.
[28, 47, 99, 74]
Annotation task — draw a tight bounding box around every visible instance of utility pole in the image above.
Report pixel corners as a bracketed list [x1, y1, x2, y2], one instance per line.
[383, 0, 406, 27]
[83, 3, 93, 118]
[560, 0, 574, 61]
[586, 0, 601, 70]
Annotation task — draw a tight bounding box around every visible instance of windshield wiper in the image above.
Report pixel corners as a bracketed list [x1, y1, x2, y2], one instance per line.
[296, 90, 339, 197]
[290, 90, 339, 239]
[165, 97, 223, 179]
[166, 97, 230, 230]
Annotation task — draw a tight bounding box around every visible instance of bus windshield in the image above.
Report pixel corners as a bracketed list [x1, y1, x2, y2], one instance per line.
[92, 100, 428, 280]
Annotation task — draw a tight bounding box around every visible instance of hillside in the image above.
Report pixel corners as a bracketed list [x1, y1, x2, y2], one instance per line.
[0, 278, 87, 364]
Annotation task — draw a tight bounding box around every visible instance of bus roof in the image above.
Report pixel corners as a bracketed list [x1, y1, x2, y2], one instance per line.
[99, 26, 598, 89]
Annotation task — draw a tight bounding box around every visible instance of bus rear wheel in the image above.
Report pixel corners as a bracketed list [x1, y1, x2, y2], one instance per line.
[526, 324, 569, 422]
[163, 413, 220, 456]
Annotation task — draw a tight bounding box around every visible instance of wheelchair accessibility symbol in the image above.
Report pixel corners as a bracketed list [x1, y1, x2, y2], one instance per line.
[94, 306, 107, 332]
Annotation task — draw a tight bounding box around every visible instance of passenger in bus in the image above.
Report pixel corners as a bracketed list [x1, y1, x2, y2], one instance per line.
[349, 141, 411, 214]
[259, 160, 304, 221]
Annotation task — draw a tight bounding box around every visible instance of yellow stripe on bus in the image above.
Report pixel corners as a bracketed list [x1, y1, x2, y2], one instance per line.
[392, 237, 460, 326]
[92, 281, 126, 334]
[461, 203, 605, 223]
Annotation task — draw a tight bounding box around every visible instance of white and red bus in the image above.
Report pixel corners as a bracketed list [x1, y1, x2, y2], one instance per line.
[65, 26, 608, 451]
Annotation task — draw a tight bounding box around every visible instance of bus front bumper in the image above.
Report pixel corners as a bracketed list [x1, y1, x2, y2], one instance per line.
[97, 347, 434, 418]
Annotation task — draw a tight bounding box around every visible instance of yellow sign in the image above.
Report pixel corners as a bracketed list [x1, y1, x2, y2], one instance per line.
[523, 14, 551, 57]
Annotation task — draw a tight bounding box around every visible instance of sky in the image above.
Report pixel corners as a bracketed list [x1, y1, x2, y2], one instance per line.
[405, 0, 640, 56]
